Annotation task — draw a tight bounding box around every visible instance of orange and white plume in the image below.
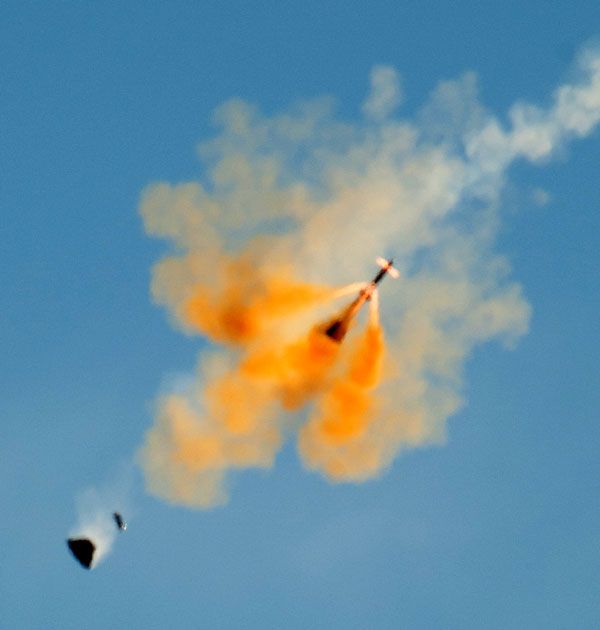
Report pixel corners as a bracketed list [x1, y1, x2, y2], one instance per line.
[139, 49, 600, 507]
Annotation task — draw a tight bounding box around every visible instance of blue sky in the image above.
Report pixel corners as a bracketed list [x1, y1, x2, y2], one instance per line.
[2, 2, 600, 628]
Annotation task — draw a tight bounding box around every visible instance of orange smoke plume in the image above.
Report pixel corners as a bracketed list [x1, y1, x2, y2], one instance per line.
[139, 251, 389, 507]
[299, 296, 387, 481]
[183, 253, 333, 345]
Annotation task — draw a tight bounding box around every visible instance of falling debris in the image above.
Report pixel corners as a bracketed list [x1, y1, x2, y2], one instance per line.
[67, 538, 96, 569]
[68, 481, 132, 568]
[113, 512, 127, 531]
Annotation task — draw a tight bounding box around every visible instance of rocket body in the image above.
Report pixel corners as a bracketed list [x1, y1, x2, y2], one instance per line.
[322, 258, 396, 342]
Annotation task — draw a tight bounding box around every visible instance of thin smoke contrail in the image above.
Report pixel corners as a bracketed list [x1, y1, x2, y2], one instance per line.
[138, 47, 600, 508]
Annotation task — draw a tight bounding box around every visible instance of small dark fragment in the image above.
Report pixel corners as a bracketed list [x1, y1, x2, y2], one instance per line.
[67, 537, 96, 569]
[113, 512, 126, 531]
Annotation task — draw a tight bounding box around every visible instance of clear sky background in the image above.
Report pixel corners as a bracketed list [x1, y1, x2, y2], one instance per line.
[2, 2, 600, 629]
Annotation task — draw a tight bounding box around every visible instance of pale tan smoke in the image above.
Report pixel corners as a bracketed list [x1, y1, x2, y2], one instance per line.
[139, 48, 600, 507]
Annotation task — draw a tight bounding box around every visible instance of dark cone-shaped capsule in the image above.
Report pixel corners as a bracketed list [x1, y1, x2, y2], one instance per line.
[67, 537, 96, 569]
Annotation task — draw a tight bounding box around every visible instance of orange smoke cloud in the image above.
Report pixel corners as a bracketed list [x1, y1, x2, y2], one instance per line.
[183, 253, 333, 345]
[137, 57, 568, 507]
[139, 250, 389, 507]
